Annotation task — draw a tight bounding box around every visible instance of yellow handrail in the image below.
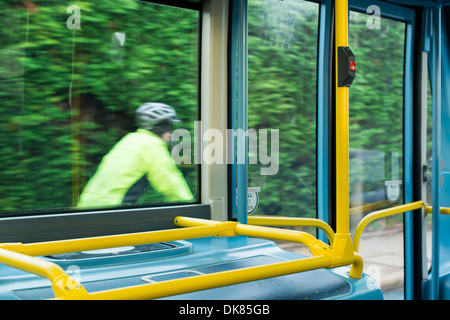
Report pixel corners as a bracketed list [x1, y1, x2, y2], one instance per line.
[37, 214, 359, 299]
[82, 216, 363, 299]
[0, 248, 88, 299]
[424, 205, 450, 215]
[331, 0, 356, 271]
[247, 216, 335, 244]
[175, 216, 320, 248]
[77, 255, 334, 300]
[0, 225, 222, 257]
[2, 200, 448, 300]
[0, 224, 226, 300]
[19, 200, 449, 300]
[352, 201, 425, 252]
[174, 217, 361, 278]
[0, 216, 360, 300]
[352, 201, 450, 253]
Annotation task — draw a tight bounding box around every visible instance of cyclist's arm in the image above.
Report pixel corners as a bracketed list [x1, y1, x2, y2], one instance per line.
[146, 142, 194, 202]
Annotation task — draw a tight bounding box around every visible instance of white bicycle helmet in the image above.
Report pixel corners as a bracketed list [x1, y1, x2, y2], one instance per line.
[136, 102, 181, 129]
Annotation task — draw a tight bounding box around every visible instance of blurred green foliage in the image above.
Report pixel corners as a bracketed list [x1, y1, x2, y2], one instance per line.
[247, 1, 406, 219]
[0, 0, 199, 213]
[348, 11, 405, 206]
[0, 0, 407, 219]
[248, 0, 319, 218]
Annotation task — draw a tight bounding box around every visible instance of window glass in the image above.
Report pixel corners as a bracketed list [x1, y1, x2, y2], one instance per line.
[0, 1, 200, 215]
[247, 0, 319, 225]
[348, 10, 406, 299]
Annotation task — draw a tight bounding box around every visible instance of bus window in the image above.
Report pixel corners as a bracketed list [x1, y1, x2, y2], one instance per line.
[348, 9, 406, 298]
[0, 1, 200, 216]
[247, 0, 319, 253]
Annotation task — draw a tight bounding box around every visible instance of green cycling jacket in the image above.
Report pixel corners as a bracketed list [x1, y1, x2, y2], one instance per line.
[77, 129, 193, 208]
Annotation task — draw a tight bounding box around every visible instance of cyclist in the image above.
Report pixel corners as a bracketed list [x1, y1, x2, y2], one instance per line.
[77, 103, 194, 208]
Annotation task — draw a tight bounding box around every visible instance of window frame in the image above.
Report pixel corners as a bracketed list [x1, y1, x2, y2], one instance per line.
[0, 0, 213, 243]
[0, 205, 210, 243]
[348, 0, 416, 300]
[237, 0, 323, 225]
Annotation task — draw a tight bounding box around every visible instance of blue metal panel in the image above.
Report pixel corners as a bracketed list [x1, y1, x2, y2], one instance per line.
[430, 4, 450, 301]
[438, 9, 450, 277]
[422, 3, 450, 301]
[430, 5, 442, 300]
[317, 0, 333, 243]
[230, 0, 249, 224]
[403, 12, 416, 302]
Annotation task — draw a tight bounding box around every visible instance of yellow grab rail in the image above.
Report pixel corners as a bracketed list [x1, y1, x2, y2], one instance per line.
[0, 248, 88, 299]
[352, 201, 425, 252]
[352, 201, 450, 253]
[424, 205, 450, 215]
[67, 216, 362, 299]
[175, 217, 362, 279]
[0, 224, 226, 300]
[84, 255, 333, 300]
[175, 216, 319, 248]
[0, 225, 221, 257]
[331, 0, 356, 270]
[0, 216, 362, 299]
[247, 216, 335, 244]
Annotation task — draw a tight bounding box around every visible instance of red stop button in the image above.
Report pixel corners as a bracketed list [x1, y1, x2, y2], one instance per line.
[350, 61, 357, 72]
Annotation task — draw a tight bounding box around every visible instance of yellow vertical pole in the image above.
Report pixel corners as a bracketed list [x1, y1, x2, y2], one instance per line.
[333, 0, 354, 265]
[335, 0, 350, 235]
